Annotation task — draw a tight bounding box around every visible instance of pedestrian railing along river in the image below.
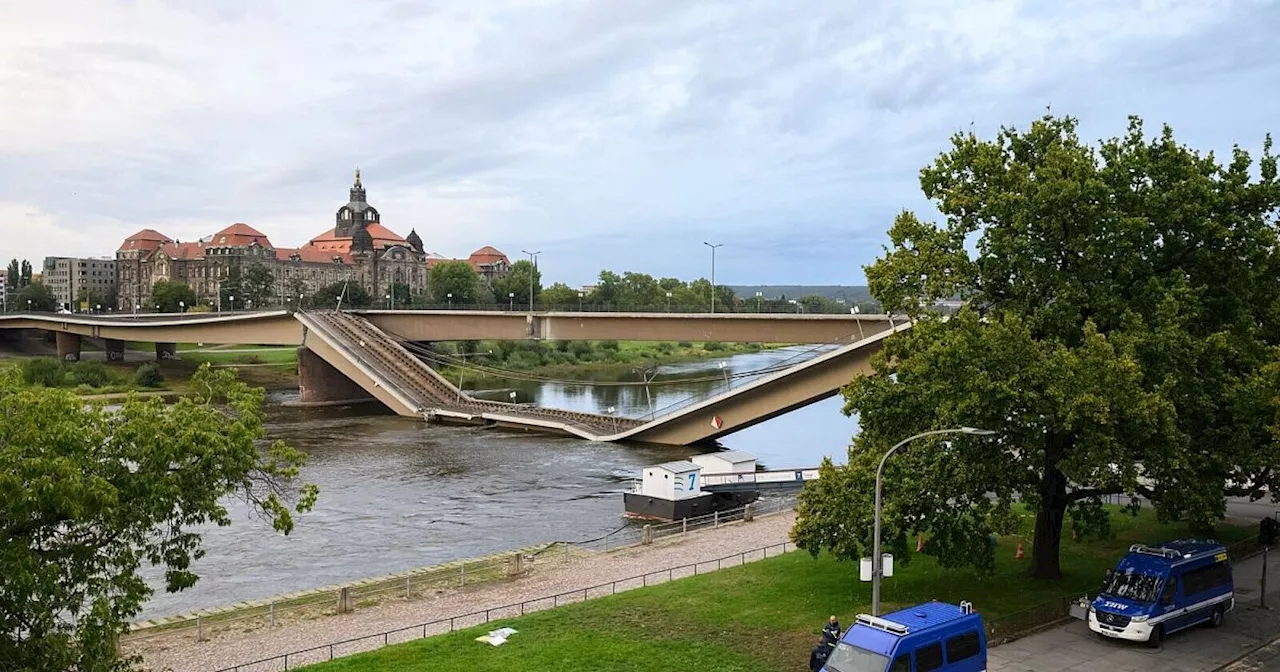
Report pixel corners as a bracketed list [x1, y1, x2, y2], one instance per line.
[123, 496, 798, 646]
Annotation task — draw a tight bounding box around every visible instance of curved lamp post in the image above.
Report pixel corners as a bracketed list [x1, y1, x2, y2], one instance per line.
[871, 426, 996, 616]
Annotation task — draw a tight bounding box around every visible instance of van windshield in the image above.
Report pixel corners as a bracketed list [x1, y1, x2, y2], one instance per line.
[1101, 569, 1164, 604]
[824, 642, 891, 672]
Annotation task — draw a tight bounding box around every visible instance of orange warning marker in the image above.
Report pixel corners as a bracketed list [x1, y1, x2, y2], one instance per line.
[1015, 540, 1025, 560]
[916, 532, 925, 552]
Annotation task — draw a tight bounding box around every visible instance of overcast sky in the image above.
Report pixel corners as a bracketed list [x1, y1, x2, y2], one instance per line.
[2, 1, 1278, 287]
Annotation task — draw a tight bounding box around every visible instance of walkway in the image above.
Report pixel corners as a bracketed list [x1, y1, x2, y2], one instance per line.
[989, 549, 1280, 672]
[126, 512, 798, 672]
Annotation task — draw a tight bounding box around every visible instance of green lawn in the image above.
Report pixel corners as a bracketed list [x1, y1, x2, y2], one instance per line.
[303, 509, 1253, 672]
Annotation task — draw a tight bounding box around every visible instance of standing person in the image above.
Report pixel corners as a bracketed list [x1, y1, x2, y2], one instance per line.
[809, 636, 830, 671]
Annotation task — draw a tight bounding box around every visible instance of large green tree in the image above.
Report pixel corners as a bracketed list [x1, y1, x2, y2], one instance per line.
[150, 281, 196, 313]
[309, 280, 371, 309]
[15, 282, 56, 312]
[491, 259, 541, 308]
[540, 282, 581, 308]
[0, 364, 317, 670]
[430, 260, 483, 305]
[792, 115, 1280, 580]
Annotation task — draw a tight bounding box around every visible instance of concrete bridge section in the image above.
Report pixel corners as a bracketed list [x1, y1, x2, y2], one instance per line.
[0, 310, 895, 361]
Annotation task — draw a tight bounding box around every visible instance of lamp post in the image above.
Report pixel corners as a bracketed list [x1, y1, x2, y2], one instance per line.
[755, 291, 763, 312]
[386, 293, 392, 310]
[702, 241, 723, 313]
[666, 291, 673, 312]
[508, 292, 515, 311]
[578, 291, 584, 311]
[870, 427, 996, 616]
[27, 299, 32, 312]
[229, 295, 236, 312]
[447, 292, 453, 310]
[178, 301, 184, 314]
[521, 250, 541, 312]
[133, 303, 139, 317]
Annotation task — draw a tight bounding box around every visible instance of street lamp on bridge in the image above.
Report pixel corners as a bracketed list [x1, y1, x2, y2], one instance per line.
[702, 242, 723, 313]
[521, 249, 541, 312]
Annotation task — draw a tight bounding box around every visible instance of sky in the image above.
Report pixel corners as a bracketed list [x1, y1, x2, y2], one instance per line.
[1, 0, 1278, 288]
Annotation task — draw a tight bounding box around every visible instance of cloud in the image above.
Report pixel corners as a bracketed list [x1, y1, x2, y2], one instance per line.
[1, 0, 1276, 285]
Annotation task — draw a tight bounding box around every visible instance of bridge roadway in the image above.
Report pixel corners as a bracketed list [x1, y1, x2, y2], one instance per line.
[0, 309, 895, 347]
[0, 309, 909, 445]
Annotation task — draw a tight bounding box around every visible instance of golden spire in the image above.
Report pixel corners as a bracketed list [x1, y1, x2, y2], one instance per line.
[354, 167, 362, 188]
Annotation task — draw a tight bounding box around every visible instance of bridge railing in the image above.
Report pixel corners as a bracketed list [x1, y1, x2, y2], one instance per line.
[361, 302, 886, 314]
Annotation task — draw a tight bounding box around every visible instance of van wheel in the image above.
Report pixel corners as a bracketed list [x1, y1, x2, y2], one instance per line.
[1208, 605, 1225, 628]
[1146, 625, 1163, 648]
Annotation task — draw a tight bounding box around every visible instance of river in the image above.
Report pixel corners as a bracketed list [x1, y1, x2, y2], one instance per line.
[138, 346, 859, 619]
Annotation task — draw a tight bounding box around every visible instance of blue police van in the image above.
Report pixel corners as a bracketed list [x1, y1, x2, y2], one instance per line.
[1089, 539, 1233, 647]
[822, 601, 987, 672]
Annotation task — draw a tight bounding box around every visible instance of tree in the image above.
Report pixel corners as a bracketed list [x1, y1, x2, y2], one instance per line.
[15, 282, 56, 311]
[430, 261, 483, 304]
[491, 259, 542, 308]
[792, 115, 1280, 580]
[239, 265, 275, 308]
[0, 364, 317, 670]
[382, 282, 410, 308]
[309, 281, 371, 309]
[19, 260, 31, 287]
[6, 260, 18, 288]
[540, 282, 581, 308]
[150, 281, 196, 313]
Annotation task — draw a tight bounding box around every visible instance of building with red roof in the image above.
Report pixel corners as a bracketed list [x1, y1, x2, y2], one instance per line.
[114, 170, 511, 310]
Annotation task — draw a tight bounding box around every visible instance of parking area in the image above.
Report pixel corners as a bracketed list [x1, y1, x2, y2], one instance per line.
[990, 548, 1280, 672]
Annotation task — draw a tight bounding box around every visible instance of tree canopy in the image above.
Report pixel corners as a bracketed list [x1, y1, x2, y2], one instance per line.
[792, 114, 1280, 580]
[15, 282, 56, 312]
[219, 265, 275, 309]
[491, 259, 542, 307]
[150, 281, 196, 313]
[430, 260, 484, 304]
[309, 281, 371, 309]
[0, 364, 317, 670]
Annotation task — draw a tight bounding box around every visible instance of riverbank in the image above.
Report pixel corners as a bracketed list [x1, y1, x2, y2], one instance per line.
[126, 508, 799, 672]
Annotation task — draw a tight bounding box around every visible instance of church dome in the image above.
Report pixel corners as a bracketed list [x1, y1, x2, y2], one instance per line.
[406, 228, 424, 252]
[351, 225, 375, 253]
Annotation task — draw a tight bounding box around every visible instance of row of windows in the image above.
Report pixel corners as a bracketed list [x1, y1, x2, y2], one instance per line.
[1183, 560, 1232, 596]
[889, 631, 981, 672]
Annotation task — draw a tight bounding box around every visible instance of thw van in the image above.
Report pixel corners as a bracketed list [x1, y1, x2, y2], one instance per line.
[1089, 539, 1233, 647]
[823, 601, 986, 672]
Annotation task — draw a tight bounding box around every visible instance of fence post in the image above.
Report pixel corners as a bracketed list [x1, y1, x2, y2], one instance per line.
[405, 576, 411, 599]
[714, 510, 719, 528]
[460, 564, 466, 587]
[1263, 546, 1270, 610]
[642, 524, 652, 545]
[196, 616, 203, 642]
[744, 503, 754, 522]
[338, 587, 353, 614]
[683, 518, 688, 535]
[269, 602, 276, 628]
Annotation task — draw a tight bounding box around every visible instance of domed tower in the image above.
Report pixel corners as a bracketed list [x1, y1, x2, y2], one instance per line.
[351, 224, 375, 254]
[406, 228, 424, 253]
[334, 168, 380, 237]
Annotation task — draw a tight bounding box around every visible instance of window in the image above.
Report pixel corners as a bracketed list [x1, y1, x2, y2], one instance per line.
[824, 643, 891, 672]
[916, 642, 944, 672]
[1161, 580, 1176, 606]
[1182, 561, 1231, 595]
[889, 656, 911, 672]
[945, 631, 981, 663]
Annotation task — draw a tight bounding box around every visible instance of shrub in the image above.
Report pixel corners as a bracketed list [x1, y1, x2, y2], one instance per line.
[657, 342, 675, 354]
[677, 341, 693, 349]
[704, 341, 726, 351]
[135, 363, 164, 388]
[66, 361, 112, 387]
[568, 341, 593, 357]
[21, 358, 65, 387]
[599, 340, 620, 351]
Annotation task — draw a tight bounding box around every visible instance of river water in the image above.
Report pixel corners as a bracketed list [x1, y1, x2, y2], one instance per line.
[139, 346, 859, 619]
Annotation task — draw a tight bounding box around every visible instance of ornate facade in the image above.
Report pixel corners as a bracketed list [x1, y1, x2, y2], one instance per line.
[116, 171, 510, 310]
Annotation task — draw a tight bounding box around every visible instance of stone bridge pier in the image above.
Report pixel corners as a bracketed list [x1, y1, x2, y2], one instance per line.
[297, 347, 373, 405]
[55, 332, 81, 362]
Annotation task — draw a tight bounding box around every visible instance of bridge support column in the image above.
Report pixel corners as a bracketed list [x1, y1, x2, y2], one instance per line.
[104, 339, 126, 362]
[297, 347, 373, 404]
[55, 332, 81, 362]
[155, 342, 177, 360]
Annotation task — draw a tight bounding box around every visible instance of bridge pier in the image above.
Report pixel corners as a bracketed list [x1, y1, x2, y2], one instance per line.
[155, 342, 178, 360]
[104, 338, 126, 362]
[297, 347, 373, 404]
[55, 332, 81, 362]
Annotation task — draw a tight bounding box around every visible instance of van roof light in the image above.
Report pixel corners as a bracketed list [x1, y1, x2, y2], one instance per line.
[1128, 543, 1179, 559]
[855, 614, 910, 635]
[960, 601, 974, 614]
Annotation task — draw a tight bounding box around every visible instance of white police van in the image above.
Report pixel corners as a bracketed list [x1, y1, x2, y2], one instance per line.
[1088, 539, 1233, 647]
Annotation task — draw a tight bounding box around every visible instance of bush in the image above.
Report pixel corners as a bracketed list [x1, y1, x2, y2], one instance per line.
[135, 363, 164, 387]
[657, 342, 675, 354]
[677, 341, 693, 349]
[599, 340, 620, 351]
[21, 358, 65, 387]
[704, 341, 726, 351]
[66, 361, 111, 387]
[568, 341, 593, 357]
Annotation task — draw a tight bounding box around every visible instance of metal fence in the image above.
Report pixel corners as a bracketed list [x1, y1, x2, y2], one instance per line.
[213, 539, 797, 672]
[124, 496, 798, 646]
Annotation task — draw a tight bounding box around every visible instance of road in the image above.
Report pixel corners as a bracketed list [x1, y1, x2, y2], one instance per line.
[989, 548, 1280, 672]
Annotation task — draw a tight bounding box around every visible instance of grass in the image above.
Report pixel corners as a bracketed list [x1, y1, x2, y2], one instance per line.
[302, 508, 1252, 672]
